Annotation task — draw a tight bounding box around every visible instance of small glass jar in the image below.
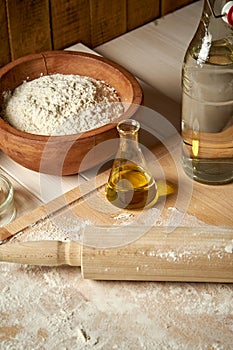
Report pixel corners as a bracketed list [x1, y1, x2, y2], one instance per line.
[0, 174, 16, 227]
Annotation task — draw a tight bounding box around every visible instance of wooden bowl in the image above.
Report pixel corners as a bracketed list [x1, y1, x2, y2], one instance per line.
[0, 50, 143, 175]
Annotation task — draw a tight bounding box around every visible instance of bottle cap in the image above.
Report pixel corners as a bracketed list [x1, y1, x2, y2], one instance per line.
[227, 6, 233, 26]
[222, 1, 233, 26]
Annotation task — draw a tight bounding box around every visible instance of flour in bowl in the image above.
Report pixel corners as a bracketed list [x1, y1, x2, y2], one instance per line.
[1, 73, 124, 136]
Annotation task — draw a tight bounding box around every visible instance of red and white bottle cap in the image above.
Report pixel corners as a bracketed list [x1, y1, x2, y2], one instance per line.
[222, 1, 233, 26]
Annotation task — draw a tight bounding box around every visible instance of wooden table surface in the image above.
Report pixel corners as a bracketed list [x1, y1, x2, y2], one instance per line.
[1, 1, 233, 348]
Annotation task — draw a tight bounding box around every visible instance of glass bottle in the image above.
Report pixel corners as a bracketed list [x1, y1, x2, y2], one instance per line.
[105, 119, 157, 209]
[181, 0, 233, 184]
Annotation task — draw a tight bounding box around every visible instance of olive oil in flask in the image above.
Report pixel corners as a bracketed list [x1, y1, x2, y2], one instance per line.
[106, 119, 157, 209]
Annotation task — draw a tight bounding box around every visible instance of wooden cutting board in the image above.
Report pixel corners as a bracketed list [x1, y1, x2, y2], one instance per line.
[1, 135, 232, 242]
[0, 138, 233, 282]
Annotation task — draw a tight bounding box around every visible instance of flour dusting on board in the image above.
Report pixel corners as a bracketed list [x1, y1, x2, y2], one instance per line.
[113, 207, 207, 227]
[225, 242, 233, 254]
[8, 206, 207, 244]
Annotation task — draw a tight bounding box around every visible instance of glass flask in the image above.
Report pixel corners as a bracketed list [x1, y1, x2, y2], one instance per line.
[105, 119, 157, 209]
[181, 0, 233, 184]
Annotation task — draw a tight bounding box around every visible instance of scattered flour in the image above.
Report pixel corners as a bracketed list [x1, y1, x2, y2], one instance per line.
[0, 264, 232, 349]
[225, 242, 233, 254]
[1, 207, 232, 349]
[1, 73, 124, 136]
[113, 207, 207, 227]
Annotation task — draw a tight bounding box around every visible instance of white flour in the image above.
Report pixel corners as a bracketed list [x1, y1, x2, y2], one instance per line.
[2, 74, 124, 136]
[0, 264, 233, 349]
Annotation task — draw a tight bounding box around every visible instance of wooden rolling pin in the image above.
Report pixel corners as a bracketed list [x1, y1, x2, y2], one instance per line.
[0, 226, 233, 282]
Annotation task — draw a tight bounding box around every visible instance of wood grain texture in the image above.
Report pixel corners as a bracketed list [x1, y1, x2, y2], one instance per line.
[149, 138, 233, 227]
[6, 0, 52, 60]
[161, 0, 196, 15]
[95, 2, 202, 104]
[0, 226, 232, 282]
[0, 172, 107, 241]
[127, 0, 160, 31]
[90, 0, 127, 47]
[50, 0, 91, 49]
[0, 0, 10, 67]
[64, 136, 233, 228]
[82, 226, 233, 282]
[0, 226, 233, 283]
[1, 0, 197, 65]
[0, 240, 81, 267]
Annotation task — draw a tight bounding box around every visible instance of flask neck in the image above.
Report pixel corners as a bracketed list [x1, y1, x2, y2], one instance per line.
[117, 119, 139, 148]
[116, 119, 146, 166]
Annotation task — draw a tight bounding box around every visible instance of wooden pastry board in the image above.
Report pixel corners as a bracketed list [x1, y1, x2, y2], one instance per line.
[1, 135, 232, 243]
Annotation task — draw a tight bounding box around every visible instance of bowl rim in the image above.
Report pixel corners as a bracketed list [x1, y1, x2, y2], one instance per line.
[0, 50, 143, 142]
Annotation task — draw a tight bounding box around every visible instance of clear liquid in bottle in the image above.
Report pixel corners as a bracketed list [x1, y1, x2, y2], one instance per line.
[182, 37, 233, 184]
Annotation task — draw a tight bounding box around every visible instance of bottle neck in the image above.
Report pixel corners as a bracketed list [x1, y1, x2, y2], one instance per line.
[202, 0, 233, 38]
[186, 0, 233, 65]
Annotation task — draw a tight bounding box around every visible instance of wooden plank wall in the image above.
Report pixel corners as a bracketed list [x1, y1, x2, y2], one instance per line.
[0, 0, 197, 67]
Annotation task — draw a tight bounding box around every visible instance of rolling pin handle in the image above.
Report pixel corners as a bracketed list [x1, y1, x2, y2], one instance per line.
[0, 240, 81, 267]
